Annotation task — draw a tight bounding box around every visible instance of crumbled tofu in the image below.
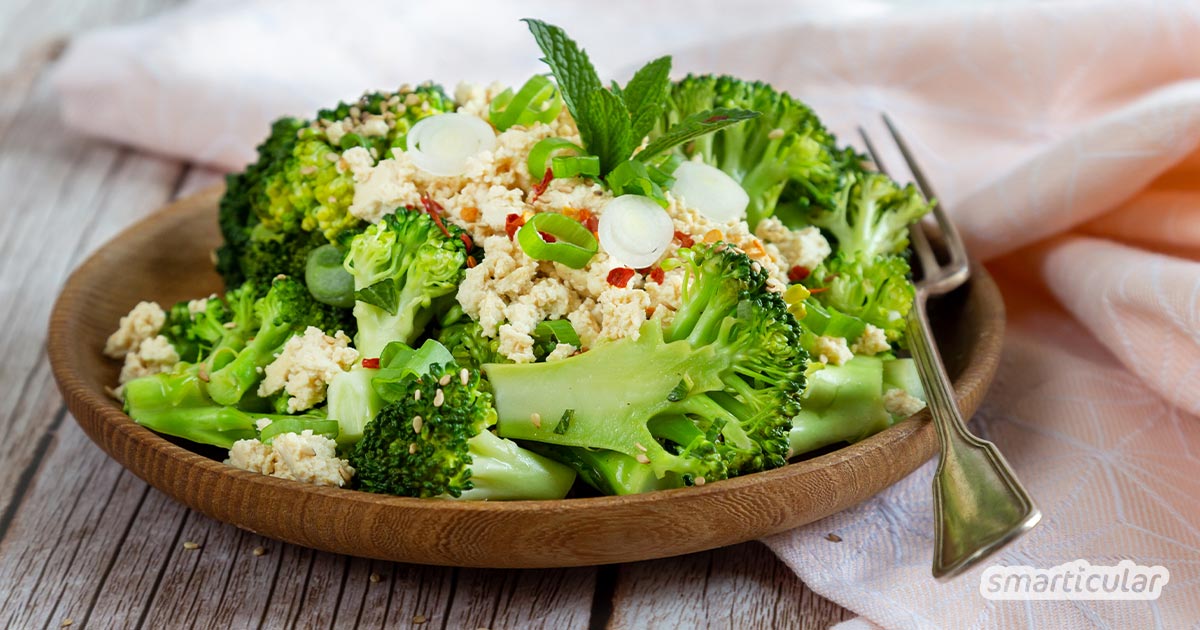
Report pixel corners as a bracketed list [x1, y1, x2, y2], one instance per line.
[813, 335, 853, 366]
[497, 324, 537, 364]
[851, 324, 891, 356]
[258, 327, 358, 413]
[754, 217, 832, 272]
[117, 335, 180, 385]
[546, 343, 576, 361]
[104, 301, 166, 359]
[348, 151, 423, 223]
[226, 430, 354, 487]
[596, 288, 650, 342]
[186, 296, 215, 316]
[884, 388, 926, 418]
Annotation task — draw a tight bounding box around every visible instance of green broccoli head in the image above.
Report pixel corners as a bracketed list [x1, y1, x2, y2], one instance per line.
[659, 75, 861, 229]
[486, 244, 806, 493]
[206, 276, 351, 406]
[345, 209, 469, 358]
[161, 296, 230, 364]
[350, 362, 575, 500]
[436, 321, 509, 371]
[216, 84, 456, 287]
[804, 171, 930, 260]
[807, 251, 914, 344]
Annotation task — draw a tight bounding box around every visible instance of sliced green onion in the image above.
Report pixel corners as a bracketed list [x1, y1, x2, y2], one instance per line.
[258, 418, 340, 444]
[406, 113, 496, 177]
[516, 212, 598, 269]
[489, 75, 564, 131]
[598, 195, 675, 268]
[671, 161, 749, 222]
[534, 319, 581, 347]
[605, 160, 670, 207]
[528, 137, 586, 181]
[550, 154, 600, 179]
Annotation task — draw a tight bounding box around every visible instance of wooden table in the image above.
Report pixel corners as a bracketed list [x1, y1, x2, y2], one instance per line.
[0, 1, 853, 627]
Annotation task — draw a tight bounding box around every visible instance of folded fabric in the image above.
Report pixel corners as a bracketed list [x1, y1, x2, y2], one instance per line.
[51, 1, 1200, 627]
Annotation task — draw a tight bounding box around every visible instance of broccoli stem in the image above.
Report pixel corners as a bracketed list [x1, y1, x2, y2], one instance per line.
[452, 430, 576, 500]
[787, 356, 891, 457]
[206, 321, 293, 405]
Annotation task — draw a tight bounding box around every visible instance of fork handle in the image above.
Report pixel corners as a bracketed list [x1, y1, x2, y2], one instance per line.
[907, 295, 1041, 579]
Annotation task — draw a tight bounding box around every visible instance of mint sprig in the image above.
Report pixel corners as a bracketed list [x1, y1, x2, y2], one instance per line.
[522, 18, 757, 187]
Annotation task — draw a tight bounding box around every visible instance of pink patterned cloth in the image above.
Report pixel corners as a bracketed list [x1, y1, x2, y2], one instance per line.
[52, 1, 1200, 627]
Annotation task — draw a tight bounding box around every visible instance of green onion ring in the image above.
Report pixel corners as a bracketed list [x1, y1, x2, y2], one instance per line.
[527, 137, 587, 180]
[516, 212, 598, 269]
[489, 75, 563, 131]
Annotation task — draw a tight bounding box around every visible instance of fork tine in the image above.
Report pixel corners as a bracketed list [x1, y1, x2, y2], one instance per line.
[859, 126, 940, 281]
[881, 115, 969, 273]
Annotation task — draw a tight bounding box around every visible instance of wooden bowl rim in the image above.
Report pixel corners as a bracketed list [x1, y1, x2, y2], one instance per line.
[48, 186, 1005, 560]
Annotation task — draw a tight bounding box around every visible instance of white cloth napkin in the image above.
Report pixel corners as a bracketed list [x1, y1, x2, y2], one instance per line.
[51, 1, 1200, 628]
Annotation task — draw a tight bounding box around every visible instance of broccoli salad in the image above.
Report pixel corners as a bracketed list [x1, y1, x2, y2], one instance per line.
[104, 19, 930, 498]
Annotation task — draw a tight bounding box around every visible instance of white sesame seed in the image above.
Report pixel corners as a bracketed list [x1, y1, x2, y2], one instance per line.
[274, 273, 288, 281]
[459, 368, 469, 385]
[183, 541, 200, 550]
[634, 442, 648, 452]
[438, 374, 452, 386]
[300, 165, 317, 175]
[694, 476, 706, 486]
[412, 416, 423, 433]
[433, 389, 445, 407]
[635, 453, 651, 464]
[530, 413, 542, 429]
[252, 546, 267, 556]
[60, 619, 73, 627]
[408, 443, 418, 454]
[223, 321, 237, 329]
[413, 614, 427, 624]
[414, 390, 421, 401]
[369, 572, 381, 583]
[768, 128, 785, 140]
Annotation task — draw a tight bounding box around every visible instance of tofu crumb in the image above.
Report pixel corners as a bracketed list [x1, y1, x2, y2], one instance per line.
[104, 301, 165, 359]
[814, 335, 853, 366]
[545, 343, 576, 362]
[884, 388, 926, 418]
[258, 327, 358, 413]
[225, 430, 355, 487]
[851, 324, 891, 356]
[754, 218, 832, 273]
[117, 335, 180, 386]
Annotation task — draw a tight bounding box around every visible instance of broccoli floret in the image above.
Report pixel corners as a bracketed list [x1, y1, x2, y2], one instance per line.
[206, 277, 350, 406]
[788, 356, 925, 458]
[485, 244, 806, 493]
[216, 117, 306, 288]
[344, 209, 469, 358]
[161, 297, 231, 364]
[806, 252, 914, 344]
[657, 75, 860, 229]
[436, 321, 509, 371]
[349, 363, 576, 500]
[123, 362, 336, 449]
[803, 171, 929, 260]
[215, 85, 455, 287]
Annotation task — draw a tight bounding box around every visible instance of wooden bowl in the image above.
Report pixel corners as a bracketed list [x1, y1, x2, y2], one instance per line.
[48, 186, 1004, 568]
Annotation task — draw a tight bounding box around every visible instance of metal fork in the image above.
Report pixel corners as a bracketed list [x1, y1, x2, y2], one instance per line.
[859, 115, 1041, 580]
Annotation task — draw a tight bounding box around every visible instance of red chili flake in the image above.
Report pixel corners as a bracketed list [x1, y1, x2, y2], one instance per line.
[649, 267, 665, 284]
[788, 265, 810, 283]
[537, 231, 557, 243]
[505, 213, 525, 240]
[361, 358, 381, 369]
[460, 233, 473, 250]
[645, 306, 657, 319]
[606, 267, 636, 288]
[466, 255, 477, 268]
[674, 231, 694, 248]
[578, 209, 599, 234]
[808, 286, 829, 294]
[419, 195, 451, 238]
[530, 168, 554, 202]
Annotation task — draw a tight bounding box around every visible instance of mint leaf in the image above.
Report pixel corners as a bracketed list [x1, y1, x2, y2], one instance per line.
[581, 89, 633, 175]
[522, 19, 603, 131]
[354, 279, 398, 315]
[635, 107, 760, 162]
[622, 56, 672, 143]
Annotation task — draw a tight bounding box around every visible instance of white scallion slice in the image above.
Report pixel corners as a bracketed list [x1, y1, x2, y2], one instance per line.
[598, 195, 675, 269]
[670, 161, 749, 222]
[405, 113, 496, 177]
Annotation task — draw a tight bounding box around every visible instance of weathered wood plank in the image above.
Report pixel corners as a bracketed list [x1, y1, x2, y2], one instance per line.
[607, 542, 852, 630]
[442, 568, 597, 630]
